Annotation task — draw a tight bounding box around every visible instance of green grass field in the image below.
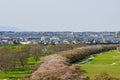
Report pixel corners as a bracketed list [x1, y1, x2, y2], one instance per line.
[80, 50, 120, 80]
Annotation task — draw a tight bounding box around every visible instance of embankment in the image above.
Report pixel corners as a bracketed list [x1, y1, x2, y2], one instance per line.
[30, 44, 120, 80]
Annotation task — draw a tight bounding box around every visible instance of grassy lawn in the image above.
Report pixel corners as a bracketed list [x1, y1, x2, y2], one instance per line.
[0, 68, 31, 80]
[80, 50, 120, 80]
[0, 57, 37, 80]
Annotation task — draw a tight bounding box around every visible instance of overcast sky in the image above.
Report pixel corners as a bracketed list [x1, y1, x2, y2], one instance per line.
[0, 0, 120, 32]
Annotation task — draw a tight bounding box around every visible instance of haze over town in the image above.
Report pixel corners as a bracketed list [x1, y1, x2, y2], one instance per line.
[0, 0, 120, 32]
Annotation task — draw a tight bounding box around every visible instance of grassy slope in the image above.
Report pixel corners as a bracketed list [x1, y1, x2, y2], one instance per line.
[80, 50, 120, 79]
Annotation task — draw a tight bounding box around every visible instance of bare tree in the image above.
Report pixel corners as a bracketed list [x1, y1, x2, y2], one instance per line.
[27, 44, 42, 61]
[0, 48, 13, 73]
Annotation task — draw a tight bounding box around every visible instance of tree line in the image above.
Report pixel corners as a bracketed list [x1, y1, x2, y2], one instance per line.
[0, 43, 86, 73]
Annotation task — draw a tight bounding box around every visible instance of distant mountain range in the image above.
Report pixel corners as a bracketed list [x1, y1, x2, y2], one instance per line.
[0, 26, 22, 31]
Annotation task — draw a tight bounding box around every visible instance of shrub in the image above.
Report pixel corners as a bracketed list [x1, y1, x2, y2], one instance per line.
[59, 45, 120, 62]
[117, 47, 120, 51]
[94, 72, 120, 80]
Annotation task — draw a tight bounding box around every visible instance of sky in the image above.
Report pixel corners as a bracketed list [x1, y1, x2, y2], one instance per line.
[0, 0, 120, 32]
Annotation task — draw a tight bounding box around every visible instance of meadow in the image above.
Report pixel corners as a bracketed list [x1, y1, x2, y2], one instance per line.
[80, 50, 120, 80]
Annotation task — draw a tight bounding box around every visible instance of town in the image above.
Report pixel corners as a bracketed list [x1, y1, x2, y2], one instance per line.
[0, 31, 120, 45]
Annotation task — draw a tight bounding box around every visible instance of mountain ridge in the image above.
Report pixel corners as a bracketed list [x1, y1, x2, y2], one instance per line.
[0, 26, 22, 31]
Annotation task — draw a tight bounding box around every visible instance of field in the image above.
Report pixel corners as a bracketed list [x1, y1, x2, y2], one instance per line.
[0, 44, 85, 80]
[0, 45, 39, 80]
[80, 50, 120, 79]
[30, 45, 119, 80]
[0, 57, 37, 80]
[0, 44, 119, 80]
